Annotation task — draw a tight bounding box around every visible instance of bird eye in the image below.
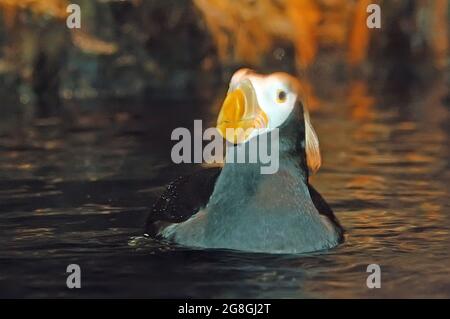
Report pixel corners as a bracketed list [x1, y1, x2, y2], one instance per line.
[276, 90, 287, 103]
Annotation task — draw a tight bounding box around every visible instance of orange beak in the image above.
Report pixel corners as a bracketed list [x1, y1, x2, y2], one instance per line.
[216, 80, 268, 144]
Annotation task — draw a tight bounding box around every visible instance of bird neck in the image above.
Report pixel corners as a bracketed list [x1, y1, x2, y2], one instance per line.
[223, 109, 309, 182]
[278, 110, 309, 181]
[223, 132, 309, 188]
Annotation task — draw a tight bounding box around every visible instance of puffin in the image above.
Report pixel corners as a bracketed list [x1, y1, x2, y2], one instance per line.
[145, 69, 344, 254]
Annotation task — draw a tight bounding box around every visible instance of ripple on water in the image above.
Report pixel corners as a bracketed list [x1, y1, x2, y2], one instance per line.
[0, 85, 449, 298]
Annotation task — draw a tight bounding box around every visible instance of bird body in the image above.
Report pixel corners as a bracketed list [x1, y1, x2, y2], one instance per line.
[146, 69, 344, 254]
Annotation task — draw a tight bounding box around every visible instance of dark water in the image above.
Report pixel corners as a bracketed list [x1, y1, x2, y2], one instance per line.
[0, 79, 449, 298]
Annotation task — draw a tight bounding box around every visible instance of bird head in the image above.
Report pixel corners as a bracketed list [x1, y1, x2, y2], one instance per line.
[216, 68, 321, 174]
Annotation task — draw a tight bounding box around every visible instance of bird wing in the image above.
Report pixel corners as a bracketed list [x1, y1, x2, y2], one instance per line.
[308, 184, 344, 232]
[145, 166, 222, 236]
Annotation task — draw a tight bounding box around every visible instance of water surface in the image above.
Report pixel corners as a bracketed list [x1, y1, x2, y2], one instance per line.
[0, 79, 449, 298]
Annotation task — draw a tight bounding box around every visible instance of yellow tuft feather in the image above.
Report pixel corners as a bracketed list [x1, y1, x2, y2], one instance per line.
[303, 107, 321, 174]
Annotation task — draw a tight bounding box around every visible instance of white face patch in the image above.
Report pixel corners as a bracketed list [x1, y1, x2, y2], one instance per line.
[240, 74, 296, 131]
[227, 69, 322, 174]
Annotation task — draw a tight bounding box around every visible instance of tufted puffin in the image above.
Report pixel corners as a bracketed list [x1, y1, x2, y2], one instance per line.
[145, 69, 344, 254]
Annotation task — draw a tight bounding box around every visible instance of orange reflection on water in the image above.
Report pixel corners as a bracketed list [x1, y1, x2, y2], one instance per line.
[347, 80, 376, 120]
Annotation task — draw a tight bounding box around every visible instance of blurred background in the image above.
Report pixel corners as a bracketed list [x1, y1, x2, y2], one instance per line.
[0, 0, 448, 115]
[0, 0, 449, 298]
